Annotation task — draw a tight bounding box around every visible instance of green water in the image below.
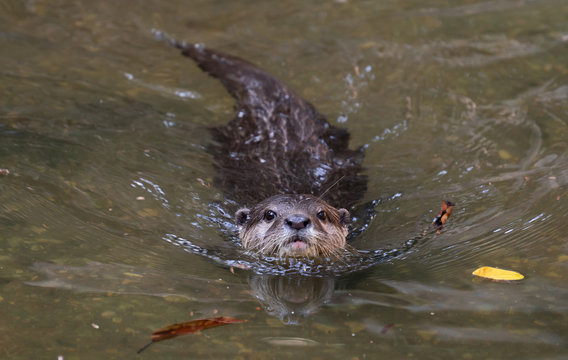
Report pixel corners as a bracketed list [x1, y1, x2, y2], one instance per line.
[1, 0, 567, 359]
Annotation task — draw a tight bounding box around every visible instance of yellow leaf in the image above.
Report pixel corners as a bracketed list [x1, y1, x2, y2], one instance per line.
[498, 149, 513, 160]
[472, 266, 524, 281]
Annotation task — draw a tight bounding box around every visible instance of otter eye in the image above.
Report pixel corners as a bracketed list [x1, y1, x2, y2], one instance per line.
[317, 211, 327, 221]
[264, 210, 277, 222]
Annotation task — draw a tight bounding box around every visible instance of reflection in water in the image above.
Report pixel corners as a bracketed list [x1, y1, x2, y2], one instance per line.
[340, 280, 568, 314]
[25, 261, 249, 302]
[249, 275, 335, 325]
[27, 261, 336, 325]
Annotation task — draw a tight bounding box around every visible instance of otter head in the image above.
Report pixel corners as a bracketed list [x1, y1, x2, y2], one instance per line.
[235, 194, 350, 258]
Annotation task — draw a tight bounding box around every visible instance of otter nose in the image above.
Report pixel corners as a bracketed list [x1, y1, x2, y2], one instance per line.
[286, 215, 310, 230]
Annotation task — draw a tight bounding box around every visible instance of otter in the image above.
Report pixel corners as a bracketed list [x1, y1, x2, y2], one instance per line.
[175, 42, 366, 257]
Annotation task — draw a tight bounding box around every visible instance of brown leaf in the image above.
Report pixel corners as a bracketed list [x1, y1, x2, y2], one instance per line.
[380, 323, 395, 334]
[138, 316, 246, 353]
[151, 316, 246, 342]
[196, 178, 211, 189]
[433, 200, 455, 233]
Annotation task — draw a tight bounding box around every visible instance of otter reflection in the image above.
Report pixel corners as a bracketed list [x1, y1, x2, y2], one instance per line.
[249, 274, 335, 325]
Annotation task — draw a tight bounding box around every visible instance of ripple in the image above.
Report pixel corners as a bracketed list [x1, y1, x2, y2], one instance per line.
[162, 232, 418, 277]
[26, 261, 249, 301]
[131, 176, 171, 209]
[123, 72, 201, 100]
[366, 35, 550, 68]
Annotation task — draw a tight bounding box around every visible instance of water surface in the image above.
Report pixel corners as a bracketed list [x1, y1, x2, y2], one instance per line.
[1, 0, 567, 359]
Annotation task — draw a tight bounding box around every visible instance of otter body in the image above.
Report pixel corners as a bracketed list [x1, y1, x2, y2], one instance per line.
[177, 43, 366, 257]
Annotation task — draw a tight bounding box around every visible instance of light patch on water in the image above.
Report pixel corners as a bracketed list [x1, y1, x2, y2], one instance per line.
[123, 72, 201, 100]
[130, 177, 170, 209]
[262, 337, 322, 347]
[390, 192, 402, 200]
[372, 119, 408, 142]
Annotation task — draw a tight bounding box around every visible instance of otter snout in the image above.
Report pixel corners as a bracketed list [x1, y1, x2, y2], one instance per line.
[285, 214, 310, 230]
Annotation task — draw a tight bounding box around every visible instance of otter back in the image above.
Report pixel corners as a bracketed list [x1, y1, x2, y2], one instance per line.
[177, 44, 366, 209]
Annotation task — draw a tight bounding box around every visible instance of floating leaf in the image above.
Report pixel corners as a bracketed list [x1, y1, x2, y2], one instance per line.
[380, 323, 395, 334]
[138, 316, 246, 353]
[433, 200, 455, 233]
[472, 266, 524, 281]
[151, 316, 246, 341]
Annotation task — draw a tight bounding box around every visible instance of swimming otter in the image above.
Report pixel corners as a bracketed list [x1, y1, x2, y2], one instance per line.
[175, 42, 366, 257]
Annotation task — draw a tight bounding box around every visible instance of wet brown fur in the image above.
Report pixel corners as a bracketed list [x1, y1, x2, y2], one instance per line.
[176, 43, 366, 257]
[236, 194, 349, 257]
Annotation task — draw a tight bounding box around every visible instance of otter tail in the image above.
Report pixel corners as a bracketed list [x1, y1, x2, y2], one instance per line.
[174, 42, 276, 104]
[154, 30, 297, 114]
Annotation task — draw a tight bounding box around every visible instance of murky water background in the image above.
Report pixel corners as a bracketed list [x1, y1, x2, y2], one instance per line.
[1, 0, 567, 359]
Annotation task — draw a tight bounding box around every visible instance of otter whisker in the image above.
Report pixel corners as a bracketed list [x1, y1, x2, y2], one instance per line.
[316, 175, 346, 202]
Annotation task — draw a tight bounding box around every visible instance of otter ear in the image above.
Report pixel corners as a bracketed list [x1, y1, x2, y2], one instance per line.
[338, 208, 350, 227]
[235, 208, 250, 228]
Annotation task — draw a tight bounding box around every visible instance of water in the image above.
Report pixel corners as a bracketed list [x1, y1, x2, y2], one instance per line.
[1, 0, 567, 359]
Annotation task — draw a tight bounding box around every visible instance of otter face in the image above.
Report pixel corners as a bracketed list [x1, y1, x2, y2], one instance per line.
[235, 194, 350, 258]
